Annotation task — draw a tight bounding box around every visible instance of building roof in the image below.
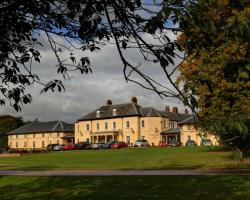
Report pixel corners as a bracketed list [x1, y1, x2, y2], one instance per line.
[8, 121, 74, 135]
[78, 102, 191, 122]
[178, 115, 198, 125]
[161, 128, 181, 135]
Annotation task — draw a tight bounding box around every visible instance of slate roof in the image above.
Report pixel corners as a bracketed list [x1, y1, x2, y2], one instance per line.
[178, 115, 198, 125]
[78, 103, 191, 122]
[8, 121, 74, 135]
[161, 128, 181, 134]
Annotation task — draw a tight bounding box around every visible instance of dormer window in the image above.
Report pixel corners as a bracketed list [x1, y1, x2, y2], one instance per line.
[113, 109, 117, 116]
[96, 110, 100, 118]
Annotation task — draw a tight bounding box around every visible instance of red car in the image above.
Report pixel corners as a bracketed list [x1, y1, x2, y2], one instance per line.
[158, 141, 169, 147]
[111, 141, 128, 149]
[63, 144, 75, 150]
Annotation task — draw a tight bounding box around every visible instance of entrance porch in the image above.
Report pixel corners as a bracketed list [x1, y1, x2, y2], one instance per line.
[91, 131, 119, 143]
[160, 128, 180, 142]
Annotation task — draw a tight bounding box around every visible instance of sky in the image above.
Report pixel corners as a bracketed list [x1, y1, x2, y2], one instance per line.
[0, 4, 187, 123]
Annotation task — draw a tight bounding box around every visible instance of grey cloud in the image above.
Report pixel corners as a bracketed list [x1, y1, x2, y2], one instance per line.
[1, 32, 187, 123]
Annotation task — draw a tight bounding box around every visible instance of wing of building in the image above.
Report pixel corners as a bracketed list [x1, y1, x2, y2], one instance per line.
[75, 97, 191, 146]
[7, 121, 74, 150]
[178, 116, 219, 146]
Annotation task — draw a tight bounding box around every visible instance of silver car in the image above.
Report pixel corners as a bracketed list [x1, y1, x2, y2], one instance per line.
[134, 139, 149, 147]
[91, 142, 105, 149]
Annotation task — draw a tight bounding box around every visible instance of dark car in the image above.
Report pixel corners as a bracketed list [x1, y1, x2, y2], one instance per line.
[201, 139, 213, 146]
[111, 141, 128, 149]
[158, 141, 169, 147]
[185, 140, 197, 147]
[74, 142, 91, 150]
[100, 141, 117, 149]
[168, 140, 181, 147]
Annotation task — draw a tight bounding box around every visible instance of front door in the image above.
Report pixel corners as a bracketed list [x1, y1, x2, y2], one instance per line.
[126, 136, 130, 145]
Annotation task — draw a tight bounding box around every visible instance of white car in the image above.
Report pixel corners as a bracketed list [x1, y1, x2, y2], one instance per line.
[134, 139, 149, 147]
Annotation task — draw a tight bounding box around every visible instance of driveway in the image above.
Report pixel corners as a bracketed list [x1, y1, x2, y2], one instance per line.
[1, 169, 250, 176]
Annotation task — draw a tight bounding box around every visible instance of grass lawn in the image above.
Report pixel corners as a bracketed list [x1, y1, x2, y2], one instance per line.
[0, 175, 250, 200]
[0, 147, 249, 170]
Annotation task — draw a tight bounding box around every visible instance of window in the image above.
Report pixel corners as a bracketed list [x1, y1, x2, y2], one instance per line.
[57, 132, 60, 137]
[24, 134, 27, 138]
[16, 142, 18, 148]
[24, 142, 27, 148]
[105, 122, 108, 130]
[77, 124, 79, 131]
[57, 140, 59, 144]
[96, 110, 100, 117]
[164, 120, 167, 128]
[86, 124, 90, 131]
[33, 141, 35, 148]
[50, 133, 52, 137]
[42, 141, 45, 148]
[16, 135, 18, 139]
[96, 123, 100, 130]
[187, 125, 191, 130]
[33, 134, 35, 138]
[141, 120, 145, 128]
[113, 109, 117, 116]
[112, 122, 116, 130]
[126, 121, 130, 128]
[49, 140, 51, 144]
[77, 139, 79, 143]
[42, 133, 45, 137]
[188, 135, 191, 141]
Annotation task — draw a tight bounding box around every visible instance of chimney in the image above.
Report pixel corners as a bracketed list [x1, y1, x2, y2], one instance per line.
[185, 108, 188, 115]
[165, 106, 170, 112]
[131, 96, 137, 104]
[106, 100, 112, 106]
[172, 107, 178, 113]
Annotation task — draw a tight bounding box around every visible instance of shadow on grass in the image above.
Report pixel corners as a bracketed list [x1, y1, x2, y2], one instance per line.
[0, 175, 250, 200]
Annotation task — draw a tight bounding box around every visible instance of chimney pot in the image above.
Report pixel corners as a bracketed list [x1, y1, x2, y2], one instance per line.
[172, 107, 178, 113]
[165, 106, 170, 112]
[106, 100, 112, 106]
[131, 96, 137, 104]
[185, 108, 188, 115]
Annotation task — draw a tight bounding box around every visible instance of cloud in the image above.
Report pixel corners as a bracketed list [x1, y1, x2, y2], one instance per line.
[1, 32, 187, 123]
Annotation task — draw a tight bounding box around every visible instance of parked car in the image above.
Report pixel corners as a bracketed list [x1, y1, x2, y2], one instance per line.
[91, 142, 105, 149]
[74, 142, 91, 150]
[168, 140, 181, 147]
[185, 140, 197, 147]
[100, 141, 117, 149]
[111, 141, 128, 149]
[47, 144, 64, 151]
[201, 139, 213, 146]
[134, 139, 149, 147]
[63, 144, 75, 150]
[158, 141, 169, 147]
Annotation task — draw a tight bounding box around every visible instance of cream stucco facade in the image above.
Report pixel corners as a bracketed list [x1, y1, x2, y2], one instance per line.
[75, 116, 180, 146]
[8, 131, 74, 150]
[180, 124, 219, 146]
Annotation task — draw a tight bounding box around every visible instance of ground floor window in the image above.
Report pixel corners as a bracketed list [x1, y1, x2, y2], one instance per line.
[42, 141, 45, 148]
[16, 142, 18, 148]
[33, 141, 35, 148]
[126, 136, 130, 145]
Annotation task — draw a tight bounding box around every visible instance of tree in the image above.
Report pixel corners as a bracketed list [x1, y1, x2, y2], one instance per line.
[0, 115, 24, 147]
[176, 0, 250, 156]
[0, 0, 187, 111]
